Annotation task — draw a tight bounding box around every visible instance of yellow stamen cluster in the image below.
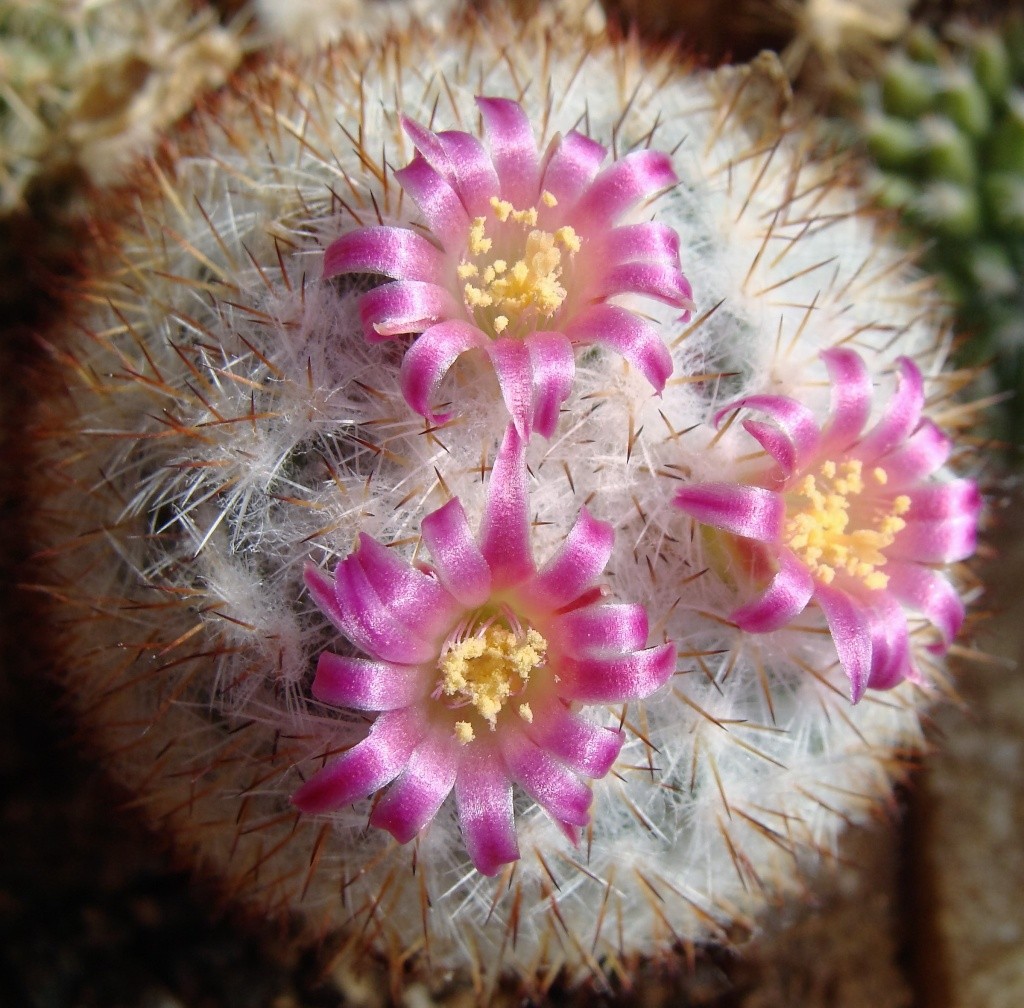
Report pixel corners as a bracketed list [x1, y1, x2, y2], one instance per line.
[439, 625, 547, 742]
[784, 459, 910, 590]
[457, 193, 580, 335]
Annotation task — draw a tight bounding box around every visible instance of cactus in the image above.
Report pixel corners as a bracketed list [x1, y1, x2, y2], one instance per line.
[250, 0, 463, 50]
[780, 0, 914, 97]
[601, 0, 913, 96]
[856, 17, 1024, 452]
[0, 0, 241, 213]
[28, 8, 980, 998]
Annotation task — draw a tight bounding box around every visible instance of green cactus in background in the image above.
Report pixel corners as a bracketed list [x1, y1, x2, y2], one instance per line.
[855, 16, 1024, 454]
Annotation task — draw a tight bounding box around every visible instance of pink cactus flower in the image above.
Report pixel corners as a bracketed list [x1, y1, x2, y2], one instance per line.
[294, 425, 676, 875]
[323, 96, 694, 439]
[674, 348, 980, 703]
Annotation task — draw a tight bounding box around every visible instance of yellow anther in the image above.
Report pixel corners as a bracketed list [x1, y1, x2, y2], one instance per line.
[879, 515, 907, 537]
[511, 206, 539, 226]
[833, 459, 864, 497]
[873, 467, 888, 485]
[554, 225, 581, 253]
[518, 703, 534, 723]
[456, 195, 581, 336]
[783, 456, 909, 592]
[454, 721, 475, 745]
[464, 285, 493, 308]
[439, 625, 547, 730]
[468, 217, 492, 255]
[489, 197, 514, 222]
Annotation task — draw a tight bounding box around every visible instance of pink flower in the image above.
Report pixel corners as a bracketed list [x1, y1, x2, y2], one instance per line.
[674, 349, 980, 703]
[294, 425, 675, 875]
[323, 96, 694, 439]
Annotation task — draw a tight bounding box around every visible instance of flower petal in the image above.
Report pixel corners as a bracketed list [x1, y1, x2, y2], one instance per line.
[530, 508, 614, 611]
[291, 707, 426, 814]
[476, 96, 539, 207]
[331, 551, 438, 664]
[741, 419, 799, 478]
[500, 730, 593, 828]
[351, 533, 460, 644]
[402, 116, 500, 217]
[855, 358, 925, 462]
[674, 483, 785, 542]
[573, 149, 677, 231]
[539, 129, 607, 207]
[903, 479, 981, 521]
[523, 705, 624, 777]
[455, 754, 519, 876]
[564, 303, 672, 393]
[400, 319, 489, 425]
[595, 261, 695, 314]
[814, 584, 872, 703]
[603, 221, 682, 268]
[304, 564, 350, 636]
[323, 227, 446, 283]
[884, 560, 965, 649]
[312, 652, 428, 711]
[890, 515, 978, 563]
[526, 331, 575, 439]
[714, 394, 821, 473]
[558, 642, 676, 702]
[369, 729, 458, 843]
[394, 155, 472, 250]
[358, 280, 461, 341]
[479, 424, 534, 588]
[864, 592, 913, 691]
[486, 337, 535, 439]
[309, 560, 436, 663]
[819, 347, 872, 455]
[553, 602, 650, 657]
[435, 129, 502, 215]
[731, 547, 815, 632]
[876, 420, 952, 486]
[420, 498, 492, 609]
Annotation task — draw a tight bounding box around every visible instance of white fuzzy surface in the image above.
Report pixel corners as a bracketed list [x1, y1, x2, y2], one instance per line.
[32, 9, 975, 992]
[253, 0, 463, 49]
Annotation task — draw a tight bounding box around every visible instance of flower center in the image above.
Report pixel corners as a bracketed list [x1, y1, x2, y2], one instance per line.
[438, 621, 547, 743]
[457, 192, 581, 338]
[784, 459, 910, 590]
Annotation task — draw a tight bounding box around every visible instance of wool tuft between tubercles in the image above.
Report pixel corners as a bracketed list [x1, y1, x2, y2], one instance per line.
[29, 9, 981, 994]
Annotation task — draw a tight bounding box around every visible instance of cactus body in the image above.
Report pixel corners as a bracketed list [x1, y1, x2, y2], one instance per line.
[858, 19, 1024, 450]
[29, 11, 977, 995]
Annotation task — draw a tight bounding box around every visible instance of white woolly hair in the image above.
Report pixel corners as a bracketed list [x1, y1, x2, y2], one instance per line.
[31, 7, 977, 995]
[252, 0, 463, 50]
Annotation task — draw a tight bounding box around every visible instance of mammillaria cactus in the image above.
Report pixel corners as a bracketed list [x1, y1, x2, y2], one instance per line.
[0, 0, 241, 212]
[857, 17, 1024, 450]
[28, 7, 980, 997]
